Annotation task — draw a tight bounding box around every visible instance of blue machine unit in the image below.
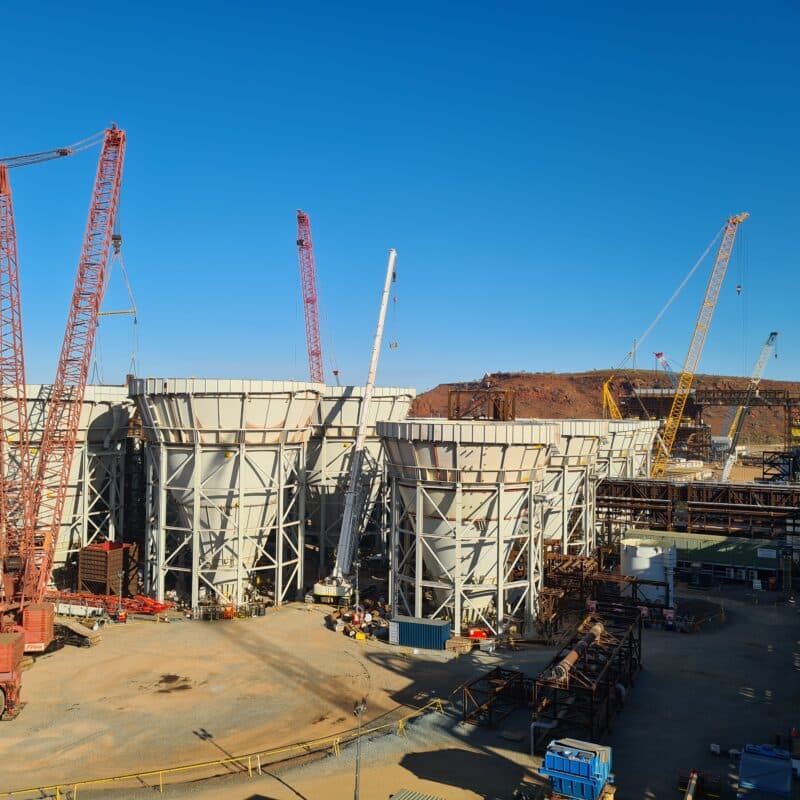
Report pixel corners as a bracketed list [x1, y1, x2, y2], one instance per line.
[539, 738, 613, 800]
[738, 744, 792, 798]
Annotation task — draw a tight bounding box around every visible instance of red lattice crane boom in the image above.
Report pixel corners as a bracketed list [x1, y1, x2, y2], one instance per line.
[32, 127, 126, 600]
[296, 210, 325, 383]
[0, 165, 35, 610]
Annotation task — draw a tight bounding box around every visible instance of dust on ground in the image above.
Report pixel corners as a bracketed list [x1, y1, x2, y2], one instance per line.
[3, 586, 798, 800]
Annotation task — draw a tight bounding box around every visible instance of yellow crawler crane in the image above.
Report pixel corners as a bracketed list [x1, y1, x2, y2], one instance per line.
[651, 213, 749, 478]
[602, 375, 623, 420]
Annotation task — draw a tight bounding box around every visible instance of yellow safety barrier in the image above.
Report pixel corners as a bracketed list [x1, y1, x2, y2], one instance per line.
[0, 698, 447, 799]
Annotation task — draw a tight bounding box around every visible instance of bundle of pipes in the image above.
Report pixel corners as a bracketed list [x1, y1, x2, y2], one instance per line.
[551, 623, 605, 682]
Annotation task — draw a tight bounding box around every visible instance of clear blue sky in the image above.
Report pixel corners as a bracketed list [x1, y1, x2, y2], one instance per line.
[3, 1, 798, 390]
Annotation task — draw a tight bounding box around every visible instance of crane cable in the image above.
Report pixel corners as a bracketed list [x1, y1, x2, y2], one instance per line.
[619, 224, 725, 370]
[0, 129, 106, 168]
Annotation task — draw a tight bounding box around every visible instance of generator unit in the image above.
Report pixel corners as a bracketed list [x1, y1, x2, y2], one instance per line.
[539, 738, 613, 800]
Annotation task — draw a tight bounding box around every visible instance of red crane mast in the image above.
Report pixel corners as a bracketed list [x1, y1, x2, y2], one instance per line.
[296, 210, 325, 383]
[32, 127, 126, 600]
[0, 165, 35, 609]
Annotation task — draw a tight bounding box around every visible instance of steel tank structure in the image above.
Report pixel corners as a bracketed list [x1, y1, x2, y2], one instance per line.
[306, 386, 415, 569]
[130, 378, 323, 608]
[631, 420, 660, 476]
[379, 419, 560, 634]
[620, 537, 676, 606]
[539, 419, 606, 556]
[596, 420, 659, 479]
[4, 384, 132, 580]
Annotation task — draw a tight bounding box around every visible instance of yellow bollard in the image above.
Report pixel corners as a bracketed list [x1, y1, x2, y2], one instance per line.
[159, 771, 163, 793]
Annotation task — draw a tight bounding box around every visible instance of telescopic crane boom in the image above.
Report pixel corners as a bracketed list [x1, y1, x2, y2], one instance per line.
[720, 331, 778, 481]
[314, 248, 397, 603]
[651, 213, 748, 478]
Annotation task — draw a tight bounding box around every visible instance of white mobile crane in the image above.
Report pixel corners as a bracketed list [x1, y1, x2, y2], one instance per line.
[720, 331, 778, 481]
[313, 248, 397, 604]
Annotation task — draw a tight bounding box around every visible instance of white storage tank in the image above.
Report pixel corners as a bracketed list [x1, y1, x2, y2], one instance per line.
[306, 385, 415, 567]
[3, 384, 132, 577]
[379, 418, 561, 633]
[536, 419, 606, 556]
[130, 378, 323, 607]
[620, 537, 676, 607]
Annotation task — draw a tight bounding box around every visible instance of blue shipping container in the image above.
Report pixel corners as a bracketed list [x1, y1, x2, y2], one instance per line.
[540, 739, 612, 800]
[391, 616, 451, 650]
[738, 744, 792, 798]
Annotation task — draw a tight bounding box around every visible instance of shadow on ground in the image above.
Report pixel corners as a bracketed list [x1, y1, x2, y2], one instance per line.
[400, 747, 527, 798]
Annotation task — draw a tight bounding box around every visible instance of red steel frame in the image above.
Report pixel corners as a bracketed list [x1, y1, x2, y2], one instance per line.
[33, 128, 126, 601]
[0, 165, 34, 612]
[296, 210, 324, 383]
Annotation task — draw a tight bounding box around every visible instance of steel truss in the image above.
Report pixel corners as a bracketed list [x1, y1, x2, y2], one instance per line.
[543, 461, 595, 556]
[597, 478, 800, 542]
[462, 667, 530, 726]
[144, 439, 306, 609]
[388, 470, 546, 635]
[532, 608, 642, 752]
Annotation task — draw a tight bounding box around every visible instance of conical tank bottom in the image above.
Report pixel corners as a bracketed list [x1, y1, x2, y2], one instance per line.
[380, 419, 560, 628]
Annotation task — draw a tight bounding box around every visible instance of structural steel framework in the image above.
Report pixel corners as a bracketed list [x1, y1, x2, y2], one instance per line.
[389, 469, 546, 635]
[462, 667, 530, 726]
[143, 437, 306, 609]
[596, 477, 800, 541]
[543, 460, 595, 557]
[532, 608, 642, 752]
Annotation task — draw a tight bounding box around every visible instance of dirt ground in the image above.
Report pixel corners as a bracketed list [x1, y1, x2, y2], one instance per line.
[2, 586, 798, 799]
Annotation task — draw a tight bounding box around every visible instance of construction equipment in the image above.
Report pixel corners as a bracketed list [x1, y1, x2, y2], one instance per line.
[602, 376, 623, 420]
[0, 127, 125, 718]
[677, 770, 721, 800]
[720, 331, 778, 481]
[651, 213, 748, 477]
[314, 249, 397, 603]
[32, 126, 126, 601]
[539, 739, 614, 800]
[654, 352, 679, 389]
[296, 210, 325, 383]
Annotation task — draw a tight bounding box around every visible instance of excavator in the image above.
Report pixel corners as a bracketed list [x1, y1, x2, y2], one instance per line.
[0, 127, 125, 717]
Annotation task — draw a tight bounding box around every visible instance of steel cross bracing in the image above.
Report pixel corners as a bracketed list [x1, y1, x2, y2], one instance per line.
[32, 128, 126, 600]
[651, 213, 748, 478]
[0, 165, 34, 609]
[296, 210, 324, 383]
